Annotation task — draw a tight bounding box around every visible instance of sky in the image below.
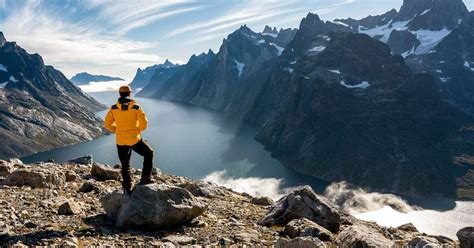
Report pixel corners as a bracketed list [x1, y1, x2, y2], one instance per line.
[0, 0, 472, 81]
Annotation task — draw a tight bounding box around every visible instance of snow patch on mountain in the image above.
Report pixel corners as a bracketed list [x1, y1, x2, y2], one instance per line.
[0, 82, 7, 88]
[465, 61, 474, 71]
[420, 9, 431, 16]
[262, 33, 277, 38]
[329, 69, 341, 74]
[284, 68, 294, 73]
[340, 80, 370, 89]
[309, 46, 326, 52]
[412, 29, 451, 54]
[440, 77, 450, 83]
[270, 43, 284, 56]
[9, 76, 18, 82]
[234, 59, 245, 77]
[0, 64, 7, 72]
[359, 20, 410, 43]
[334, 21, 350, 28]
[290, 60, 297, 65]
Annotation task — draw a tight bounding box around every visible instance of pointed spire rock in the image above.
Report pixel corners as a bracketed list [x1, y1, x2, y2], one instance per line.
[0, 32, 7, 47]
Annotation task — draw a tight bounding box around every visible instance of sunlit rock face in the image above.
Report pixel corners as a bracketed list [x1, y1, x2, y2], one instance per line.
[0, 32, 105, 159]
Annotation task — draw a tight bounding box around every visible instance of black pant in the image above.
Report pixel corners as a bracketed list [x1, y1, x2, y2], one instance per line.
[117, 139, 154, 190]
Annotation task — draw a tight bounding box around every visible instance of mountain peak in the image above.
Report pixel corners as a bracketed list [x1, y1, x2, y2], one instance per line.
[396, 0, 468, 30]
[262, 25, 278, 34]
[163, 59, 174, 67]
[0, 31, 6, 47]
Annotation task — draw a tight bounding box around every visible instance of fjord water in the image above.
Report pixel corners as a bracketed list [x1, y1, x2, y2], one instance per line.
[22, 90, 473, 239]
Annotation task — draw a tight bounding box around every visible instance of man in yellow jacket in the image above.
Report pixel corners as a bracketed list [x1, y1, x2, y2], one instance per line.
[104, 85, 154, 194]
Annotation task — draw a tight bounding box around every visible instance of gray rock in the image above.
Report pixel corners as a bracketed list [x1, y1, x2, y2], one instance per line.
[335, 224, 393, 247]
[8, 159, 23, 166]
[1, 167, 65, 188]
[162, 235, 196, 245]
[251, 196, 274, 206]
[68, 155, 93, 165]
[65, 170, 77, 182]
[398, 223, 419, 233]
[407, 236, 442, 248]
[274, 237, 324, 248]
[58, 199, 82, 215]
[179, 181, 226, 198]
[23, 221, 37, 228]
[219, 237, 233, 246]
[457, 227, 474, 248]
[91, 163, 120, 181]
[234, 231, 259, 243]
[100, 184, 206, 229]
[285, 218, 333, 241]
[259, 186, 341, 232]
[0, 160, 14, 177]
[78, 180, 103, 193]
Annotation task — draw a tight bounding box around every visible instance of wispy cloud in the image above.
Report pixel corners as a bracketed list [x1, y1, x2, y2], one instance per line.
[0, 0, 203, 79]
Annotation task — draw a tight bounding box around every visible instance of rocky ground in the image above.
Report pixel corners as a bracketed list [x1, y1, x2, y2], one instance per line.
[0, 156, 472, 247]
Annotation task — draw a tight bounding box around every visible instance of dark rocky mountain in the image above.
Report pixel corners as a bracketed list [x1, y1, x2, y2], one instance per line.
[69, 72, 124, 85]
[406, 11, 474, 114]
[395, 0, 468, 30]
[336, 0, 469, 56]
[129, 59, 177, 91]
[137, 25, 299, 110]
[137, 10, 474, 200]
[0, 32, 105, 159]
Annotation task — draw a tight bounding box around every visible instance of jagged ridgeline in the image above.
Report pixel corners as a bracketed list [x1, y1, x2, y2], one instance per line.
[134, 0, 474, 199]
[0, 32, 105, 159]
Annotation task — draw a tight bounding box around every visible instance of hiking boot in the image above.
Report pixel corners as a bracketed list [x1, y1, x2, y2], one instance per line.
[138, 177, 155, 185]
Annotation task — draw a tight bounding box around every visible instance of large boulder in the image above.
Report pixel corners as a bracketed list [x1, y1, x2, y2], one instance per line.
[100, 184, 206, 229]
[0, 160, 14, 177]
[91, 163, 120, 181]
[335, 224, 393, 247]
[1, 167, 65, 188]
[284, 218, 333, 241]
[68, 155, 93, 165]
[258, 186, 341, 232]
[457, 227, 474, 248]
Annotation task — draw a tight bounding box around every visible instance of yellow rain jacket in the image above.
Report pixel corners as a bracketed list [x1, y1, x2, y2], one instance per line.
[104, 98, 148, 146]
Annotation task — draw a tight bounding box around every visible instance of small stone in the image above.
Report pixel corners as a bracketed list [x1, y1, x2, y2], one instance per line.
[251, 196, 274, 206]
[285, 218, 333, 241]
[163, 235, 196, 245]
[78, 180, 102, 193]
[24, 221, 37, 228]
[457, 227, 474, 248]
[68, 155, 93, 165]
[58, 199, 82, 215]
[188, 220, 207, 228]
[219, 237, 232, 246]
[0, 160, 14, 177]
[65, 170, 77, 182]
[91, 163, 120, 181]
[398, 223, 419, 233]
[234, 231, 259, 243]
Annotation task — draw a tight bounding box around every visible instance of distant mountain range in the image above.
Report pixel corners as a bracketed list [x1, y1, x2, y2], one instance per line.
[133, 0, 474, 199]
[70, 72, 124, 85]
[129, 59, 178, 91]
[0, 32, 104, 159]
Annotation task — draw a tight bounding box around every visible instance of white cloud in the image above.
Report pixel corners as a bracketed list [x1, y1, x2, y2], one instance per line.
[0, 0, 203, 80]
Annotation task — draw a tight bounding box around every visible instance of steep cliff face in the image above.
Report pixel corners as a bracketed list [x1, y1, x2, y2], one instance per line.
[244, 30, 473, 198]
[0, 32, 104, 159]
[406, 11, 474, 114]
[141, 25, 298, 111]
